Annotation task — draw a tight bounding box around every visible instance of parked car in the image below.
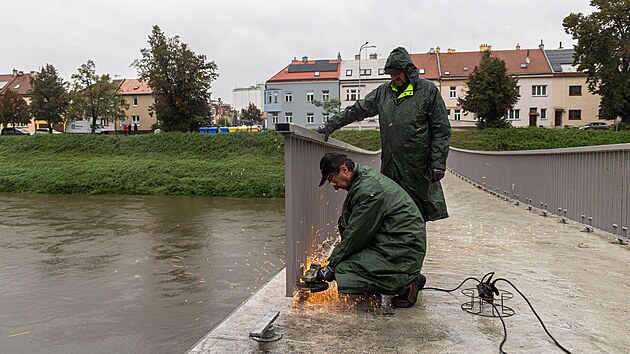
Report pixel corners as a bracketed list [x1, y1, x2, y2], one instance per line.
[1, 127, 31, 135]
[579, 122, 609, 130]
[34, 128, 63, 134]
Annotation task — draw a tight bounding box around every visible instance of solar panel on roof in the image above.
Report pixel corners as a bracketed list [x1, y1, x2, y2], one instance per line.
[0, 82, 7, 90]
[287, 62, 337, 73]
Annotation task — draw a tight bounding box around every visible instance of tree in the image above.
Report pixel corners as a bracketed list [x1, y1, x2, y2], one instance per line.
[29, 64, 69, 133]
[312, 98, 341, 114]
[458, 51, 519, 129]
[132, 25, 219, 132]
[0, 89, 31, 129]
[563, 0, 630, 123]
[68, 60, 127, 133]
[240, 102, 262, 123]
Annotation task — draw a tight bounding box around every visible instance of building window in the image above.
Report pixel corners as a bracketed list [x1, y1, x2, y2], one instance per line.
[378, 68, 385, 75]
[360, 69, 371, 76]
[322, 113, 329, 123]
[99, 119, 109, 126]
[346, 89, 358, 101]
[540, 108, 547, 120]
[285, 92, 292, 103]
[449, 87, 457, 98]
[516, 86, 521, 96]
[272, 114, 278, 124]
[569, 85, 582, 96]
[132, 115, 140, 124]
[306, 92, 314, 102]
[532, 85, 547, 96]
[505, 109, 520, 120]
[132, 96, 138, 106]
[346, 69, 353, 76]
[273, 91, 278, 103]
[454, 109, 461, 121]
[120, 117, 126, 127]
[307, 113, 314, 124]
[568, 110, 582, 120]
[285, 112, 293, 123]
[322, 90, 330, 101]
[267, 92, 272, 103]
[314, 71, 320, 77]
[446, 109, 451, 117]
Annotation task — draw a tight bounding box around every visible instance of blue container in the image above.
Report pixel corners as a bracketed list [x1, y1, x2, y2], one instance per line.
[199, 127, 211, 134]
[209, 127, 218, 134]
[219, 127, 229, 133]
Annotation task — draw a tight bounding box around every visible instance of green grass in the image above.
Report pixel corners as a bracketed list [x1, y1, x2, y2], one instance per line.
[1, 128, 628, 197]
[450, 127, 630, 151]
[0, 132, 285, 198]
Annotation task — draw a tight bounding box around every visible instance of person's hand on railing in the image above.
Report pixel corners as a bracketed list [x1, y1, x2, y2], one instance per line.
[428, 168, 445, 183]
[317, 125, 331, 142]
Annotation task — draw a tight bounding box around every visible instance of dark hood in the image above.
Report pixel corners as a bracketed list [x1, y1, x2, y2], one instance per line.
[384, 47, 420, 85]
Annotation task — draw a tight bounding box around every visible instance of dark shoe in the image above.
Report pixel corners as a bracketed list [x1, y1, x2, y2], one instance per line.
[391, 274, 426, 308]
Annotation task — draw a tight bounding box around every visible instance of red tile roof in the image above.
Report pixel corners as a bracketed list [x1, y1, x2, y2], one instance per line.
[117, 78, 152, 94]
[439, 48, 552, 78]
[410, 53, 440, 80]
[267, 59, 340, 82]
[0, 72, 32, 95]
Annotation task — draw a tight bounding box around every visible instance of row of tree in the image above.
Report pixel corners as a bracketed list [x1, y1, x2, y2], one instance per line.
[0, 61, 127, 133]
[1, 25, 219, 133]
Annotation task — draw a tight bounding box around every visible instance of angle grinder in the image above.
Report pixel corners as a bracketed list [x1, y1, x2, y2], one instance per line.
[298, 264, 329, 293]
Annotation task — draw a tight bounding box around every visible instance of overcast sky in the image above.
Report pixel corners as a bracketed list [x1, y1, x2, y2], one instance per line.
[2, 0, 594, 103]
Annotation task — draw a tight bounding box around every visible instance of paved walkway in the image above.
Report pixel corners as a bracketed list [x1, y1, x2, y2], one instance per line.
[188, 172, 630, 354]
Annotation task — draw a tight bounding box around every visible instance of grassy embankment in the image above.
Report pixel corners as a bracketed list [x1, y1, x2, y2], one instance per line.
[0, 132, 285, 198]
[1, 128, 628, 198]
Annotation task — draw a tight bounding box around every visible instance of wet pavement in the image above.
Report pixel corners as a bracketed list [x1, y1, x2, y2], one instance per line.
[189, 172, 630, 354]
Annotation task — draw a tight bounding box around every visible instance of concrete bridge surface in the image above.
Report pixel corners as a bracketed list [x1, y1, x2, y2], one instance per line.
[188, 172, 629, 354]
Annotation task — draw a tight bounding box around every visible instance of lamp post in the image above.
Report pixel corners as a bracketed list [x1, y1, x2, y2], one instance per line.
[358, 41, 376, 130]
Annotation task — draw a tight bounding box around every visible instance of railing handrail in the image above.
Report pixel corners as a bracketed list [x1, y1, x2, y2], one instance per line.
[275, 123, 381, 155]
[451, 143, 630, 155]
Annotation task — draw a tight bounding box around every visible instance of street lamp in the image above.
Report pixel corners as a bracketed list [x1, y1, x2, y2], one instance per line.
[358, 41, 376, 130]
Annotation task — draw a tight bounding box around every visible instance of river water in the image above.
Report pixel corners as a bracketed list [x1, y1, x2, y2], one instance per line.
[0, 193, 285, 353]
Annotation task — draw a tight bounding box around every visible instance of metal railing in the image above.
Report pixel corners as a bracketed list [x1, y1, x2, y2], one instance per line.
[447, 144, 630, 240]
[276, 123, 381, 296]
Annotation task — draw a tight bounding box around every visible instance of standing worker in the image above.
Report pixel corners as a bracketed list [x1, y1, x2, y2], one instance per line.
[318, 47, 451, 222]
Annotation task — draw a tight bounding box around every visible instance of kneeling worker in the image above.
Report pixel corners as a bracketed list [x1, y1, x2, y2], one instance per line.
[317, 152, 426, 308]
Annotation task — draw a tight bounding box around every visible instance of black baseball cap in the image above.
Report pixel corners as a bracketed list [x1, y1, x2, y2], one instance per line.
[319, 152, 348, 187]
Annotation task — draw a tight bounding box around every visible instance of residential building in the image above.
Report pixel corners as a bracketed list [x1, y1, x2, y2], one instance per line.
[437, 44, 554, 128]
[339, 52, 386, 129]
[232, 83, 264, 114]
[264, 55, 340, 130]
[545, 48, 602, 127]
[115, 78, 155, 133]
[0, 70, 41, 133]
[209, 98, 234, 125]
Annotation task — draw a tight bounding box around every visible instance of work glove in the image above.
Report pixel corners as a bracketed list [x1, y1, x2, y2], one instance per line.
[317, 125, 331, 142]
[428, 168, 445, 183]
[316, 265, 335, 282]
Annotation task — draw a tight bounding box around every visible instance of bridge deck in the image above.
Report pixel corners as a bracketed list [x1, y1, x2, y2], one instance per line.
[188, 172, 629, 354]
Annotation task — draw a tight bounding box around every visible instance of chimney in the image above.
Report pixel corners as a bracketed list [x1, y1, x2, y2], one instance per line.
[12, 68, 18, 76]
[539, 39, 544, 50]
[337, 52, 342, 61]
[516, 43, 521, 50]
[436, 46, 441, 53]
[479, 43, 492, 52]
[369, 53, 377, 59]
[354, 54, 360, 60]
[302, 56, 308, 62]
[559, 41, 563, 49]
[447, 48, 456, 53]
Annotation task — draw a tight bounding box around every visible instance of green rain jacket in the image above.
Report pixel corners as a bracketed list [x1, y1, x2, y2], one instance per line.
[328, 164, 426, 295]
[325, 47, 451, 221]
